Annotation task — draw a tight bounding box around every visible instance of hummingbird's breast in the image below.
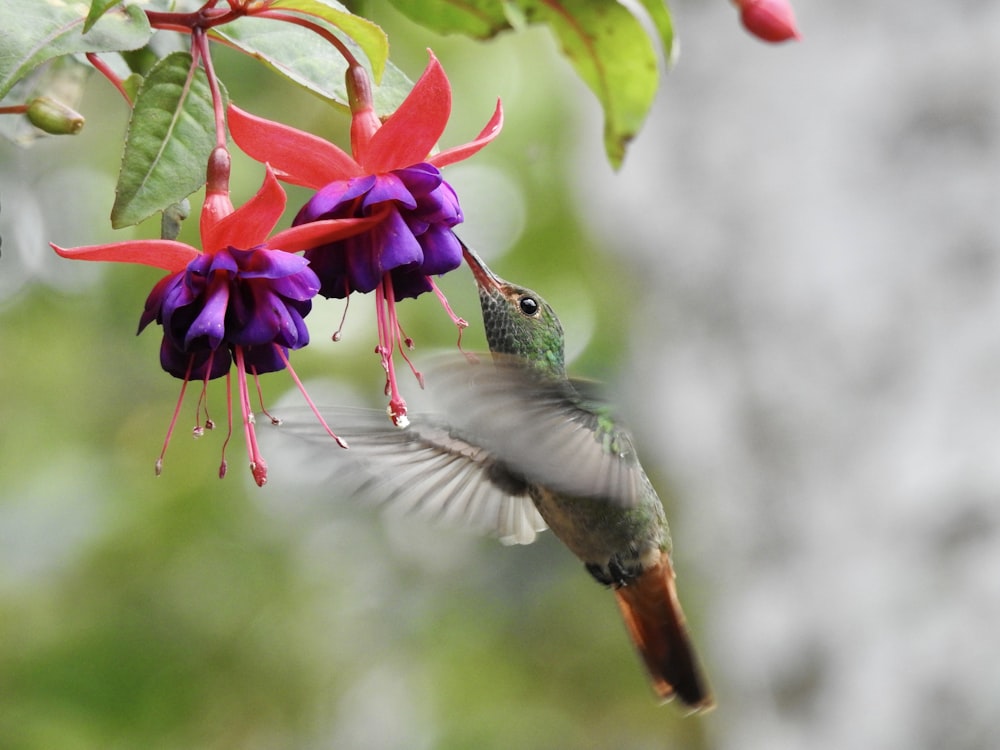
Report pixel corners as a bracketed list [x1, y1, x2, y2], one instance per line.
[528, 480, 670, 578]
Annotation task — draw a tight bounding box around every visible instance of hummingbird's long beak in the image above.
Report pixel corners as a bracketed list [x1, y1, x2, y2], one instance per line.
[461, 242, 504, 292]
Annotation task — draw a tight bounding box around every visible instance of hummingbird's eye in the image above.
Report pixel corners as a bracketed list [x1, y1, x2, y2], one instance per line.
[518, 295, 540, 317]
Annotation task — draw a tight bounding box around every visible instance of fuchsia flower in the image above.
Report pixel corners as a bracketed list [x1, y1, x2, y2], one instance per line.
[52, 148, 375, 485]
[735, 0, 801, 43]
[227, 51, 503, 426]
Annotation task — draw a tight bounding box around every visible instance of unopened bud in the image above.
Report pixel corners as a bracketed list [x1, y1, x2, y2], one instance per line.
[205, 146, 231, 194]
[201, 146, 234, 234]
[26, 97, 85, 135]
[735, 0, 801, 43]
[346, 63, 380, 160]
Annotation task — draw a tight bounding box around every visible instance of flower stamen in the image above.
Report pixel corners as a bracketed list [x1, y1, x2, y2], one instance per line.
[273, 345, 349, 448]
[250, 366, 282, 426]
[156, 356, 195, 476]
[193, 356, 215, 436]
[375, 277, 408, 427]
[385, 278, 425, 390]
[428, 277, 469, 350]
[219, 369, 233, 479]
[234, 346, 268, 486]
[331, 287, 351, 342]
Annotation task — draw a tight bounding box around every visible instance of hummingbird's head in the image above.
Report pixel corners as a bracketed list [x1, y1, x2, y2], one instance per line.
[462, 244, 566, 377]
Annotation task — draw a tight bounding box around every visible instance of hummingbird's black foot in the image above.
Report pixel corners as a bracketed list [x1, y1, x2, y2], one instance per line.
[585, 555, 641, 588]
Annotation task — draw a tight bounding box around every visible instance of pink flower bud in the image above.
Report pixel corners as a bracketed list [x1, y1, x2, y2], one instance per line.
[735, 0, 801, 43]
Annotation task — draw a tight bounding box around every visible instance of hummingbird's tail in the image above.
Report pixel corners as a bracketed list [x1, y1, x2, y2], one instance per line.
[613, 553, 714, 712]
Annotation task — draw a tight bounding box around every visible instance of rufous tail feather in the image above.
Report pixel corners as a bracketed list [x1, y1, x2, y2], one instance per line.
[613, 553, 714, 712]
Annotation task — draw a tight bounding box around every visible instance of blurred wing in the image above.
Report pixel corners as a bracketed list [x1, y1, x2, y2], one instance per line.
[270, 407, 548, 545]
[429, 356, 645, 508]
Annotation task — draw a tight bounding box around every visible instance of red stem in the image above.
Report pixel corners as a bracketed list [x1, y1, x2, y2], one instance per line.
[253, 9, 361, 68]
[192, 27, 228, 149]
[86, 53, 133, 103]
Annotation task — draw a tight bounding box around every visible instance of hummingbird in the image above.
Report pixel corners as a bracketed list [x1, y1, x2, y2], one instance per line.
[276, 245, 713, 711]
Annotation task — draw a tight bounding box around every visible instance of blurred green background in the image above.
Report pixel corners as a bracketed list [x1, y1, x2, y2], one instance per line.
[0, 6, 703, 749]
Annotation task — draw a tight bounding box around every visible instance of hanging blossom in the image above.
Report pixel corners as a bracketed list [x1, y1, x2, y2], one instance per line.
[52, 148, 377, 486]
[227, 50, 503, 427]
[734, 0, 802, 43]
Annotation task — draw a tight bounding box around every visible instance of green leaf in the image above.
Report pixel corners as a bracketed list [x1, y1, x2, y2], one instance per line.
[386, 0, 511, 39]
[269, 0, 389, 82]
[121, 71, 143, 101]
[84, 0, 126, 34]
[211, 16, 411, 114]
[634, 0, 676, 65]
[111, 51, 224, 229]
[0, 0, 151, 99]
[516, 0, 659, 168]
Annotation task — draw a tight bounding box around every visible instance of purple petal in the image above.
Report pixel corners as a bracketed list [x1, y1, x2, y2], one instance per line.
[231, 285, 307, 348]
[414, 181, 463, 224]
[417, 226, 462, 275]
[390, 267, 434, 300]
[362, 173, 417, 211]
[344, 232, 382, 294]
[232, 247, 315, 283]
[159, 337, 231, 380]
[242, 344, 287, 375]
[376, 208, 424, 270]
[395, 163, 444, 195]
[207, 250, 239, 275]
[138, 273, 180, 333]
[304, 244, 350, 298]
[295, 175, 375, 223]
[184, 273, 230, 349]
[276, 266, 321, 301]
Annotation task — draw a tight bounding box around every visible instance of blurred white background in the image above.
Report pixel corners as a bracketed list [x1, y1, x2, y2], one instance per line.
[578, 1, 1000, 747]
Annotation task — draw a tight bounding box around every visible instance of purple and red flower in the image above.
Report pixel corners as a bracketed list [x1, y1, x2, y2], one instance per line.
[52, 148, 374, 485]
[228, 51, 503, 426]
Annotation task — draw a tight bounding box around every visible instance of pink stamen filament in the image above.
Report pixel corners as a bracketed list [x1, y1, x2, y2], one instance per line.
[250, 365, 282, 425]
[331, 286, 351, 342]
[375, 277, 407, 426]
[219, 368, 233, 479]
[385, 282, 424, 390]
[273, 345, 349, 449]
[233, 346, 267, 486]
[428, 277, 469, 349]
[156, 355, 196, 475]
[193, 354, 216, 435]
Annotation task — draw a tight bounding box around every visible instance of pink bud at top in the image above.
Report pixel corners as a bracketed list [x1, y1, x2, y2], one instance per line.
[735, 0, 801, 43]
[345, 64, 381, 165]
[201, 146, 234, 242]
